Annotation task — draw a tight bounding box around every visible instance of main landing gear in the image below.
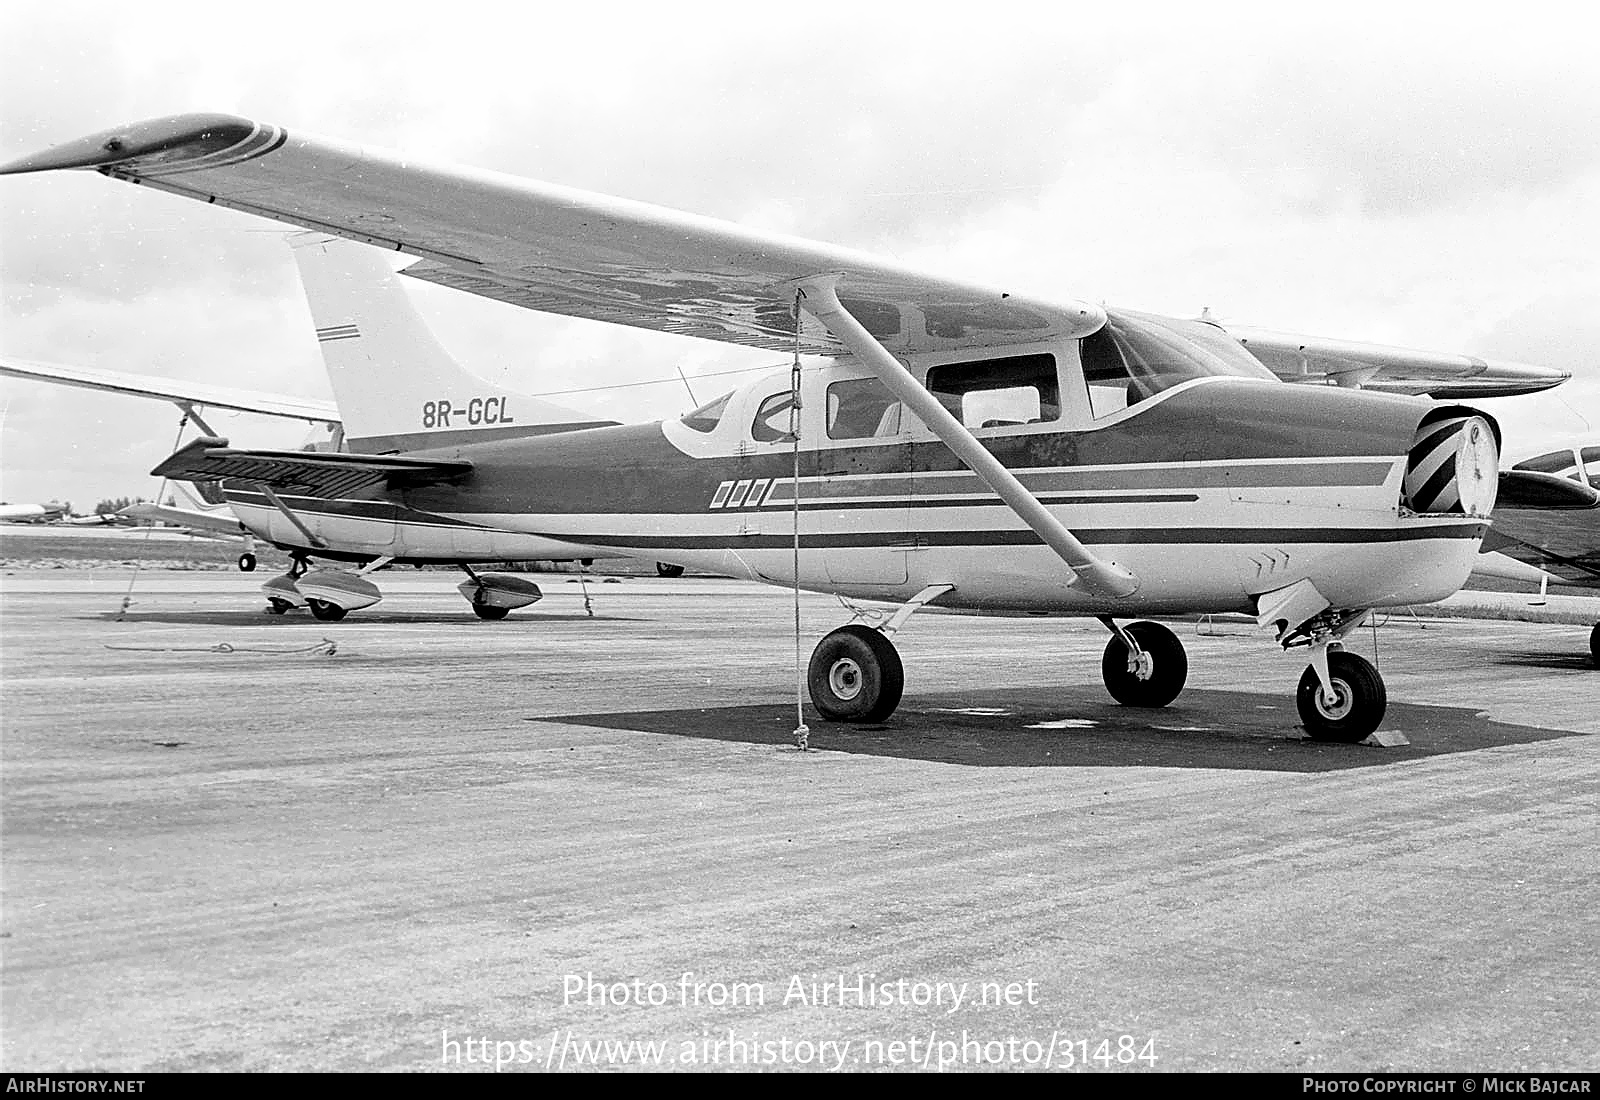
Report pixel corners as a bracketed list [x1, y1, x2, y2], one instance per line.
[807, 625, 905, 722]
[456, 565, 544, 620]
[260, 555, 383, 620]
[802, 583, 1386, 742]
[1098, 618, 1187, 708]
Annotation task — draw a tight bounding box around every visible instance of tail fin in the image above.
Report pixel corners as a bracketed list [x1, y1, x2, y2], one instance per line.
[288, 234, 612, 453]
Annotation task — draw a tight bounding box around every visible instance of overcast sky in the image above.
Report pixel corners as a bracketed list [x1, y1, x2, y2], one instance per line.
[2, 1, 1596, 509]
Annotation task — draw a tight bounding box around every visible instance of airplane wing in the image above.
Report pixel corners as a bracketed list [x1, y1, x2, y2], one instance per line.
[0, 114, 1104, 356]
[1482, 447, 1600, 587]
[1222, 326, 1570, 399]
[0, 356, 341, 424]
[152, 436, 472, 497]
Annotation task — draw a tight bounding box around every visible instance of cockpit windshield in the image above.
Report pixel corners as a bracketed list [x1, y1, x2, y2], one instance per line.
[1080, 309, 1276, 418]
[679, 391, 733, 433]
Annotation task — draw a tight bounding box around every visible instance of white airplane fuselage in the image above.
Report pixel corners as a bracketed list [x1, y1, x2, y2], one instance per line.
[221, 327, 1498, 622]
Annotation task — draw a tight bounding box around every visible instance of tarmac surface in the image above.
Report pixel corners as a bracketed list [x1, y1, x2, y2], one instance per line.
[1, 569, 1596, 1072]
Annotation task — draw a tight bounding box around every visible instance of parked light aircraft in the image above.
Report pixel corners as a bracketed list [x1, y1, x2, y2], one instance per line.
[5, 114, 1553, 740]
[1484, 446, 1600, 666]
[0, 501, 70, 523]
[0, 500, 129, 525]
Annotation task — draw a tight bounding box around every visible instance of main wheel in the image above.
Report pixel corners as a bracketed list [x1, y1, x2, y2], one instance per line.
[472, 602, 510, 621]
[238, 552, 257, 573]
[656, 562, 686, 578]
[807, 625, 904, 723]
[1297, 651, 1386, 742]
[1590, 622, 1598, 669]
[306, 598, 348, 622]
[264, 598, 294, 615]
[1100, 621, 1188, 707]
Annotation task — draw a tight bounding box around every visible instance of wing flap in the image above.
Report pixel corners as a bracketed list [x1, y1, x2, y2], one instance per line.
[0, 114, 1104, 356]
[152, 437, 471, 498]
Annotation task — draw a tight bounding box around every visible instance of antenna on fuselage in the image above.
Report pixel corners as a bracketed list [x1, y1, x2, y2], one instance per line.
[675, 366, 700, 407]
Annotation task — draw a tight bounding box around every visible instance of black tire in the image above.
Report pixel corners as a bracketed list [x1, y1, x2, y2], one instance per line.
[1101, 621, 1188, 707]
[1590, 622, 1598, 669]
[656, 562, 686, 578]
[807, 625, 904, 723]
[472, 603, 510, 621]
[238, 552, 257, 573]
[306, 598, 348, 622]
[264, 598, 293, 615]
[1297, 651, 1386, 742]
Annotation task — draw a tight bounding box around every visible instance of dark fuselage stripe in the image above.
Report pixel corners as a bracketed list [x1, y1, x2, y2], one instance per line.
[538, 524, 1490, 551]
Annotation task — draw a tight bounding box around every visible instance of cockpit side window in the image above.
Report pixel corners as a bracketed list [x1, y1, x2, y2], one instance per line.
[679, 391, 733, 433]
[924, 353, 1059, 430]
[1082, 310, 1278, 419]
[751, 391, 796, 443]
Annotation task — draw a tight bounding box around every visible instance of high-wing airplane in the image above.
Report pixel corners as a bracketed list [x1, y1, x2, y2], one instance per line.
[4, 114, 1541, 741]
[0, 501, 70, 523]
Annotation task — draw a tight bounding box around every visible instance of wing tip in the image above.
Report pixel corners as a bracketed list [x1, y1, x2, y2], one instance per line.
[0, 113, 271, 177]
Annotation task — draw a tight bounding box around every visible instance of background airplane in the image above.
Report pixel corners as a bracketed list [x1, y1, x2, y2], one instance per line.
[0, 501, 69, 524]
[1486, 445, 1600, 666]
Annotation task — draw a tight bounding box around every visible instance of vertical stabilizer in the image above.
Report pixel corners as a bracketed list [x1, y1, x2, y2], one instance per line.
[288, 234, 611, 452]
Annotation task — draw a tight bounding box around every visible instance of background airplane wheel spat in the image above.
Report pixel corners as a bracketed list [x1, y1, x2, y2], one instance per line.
[1402, 412, 1500, 515]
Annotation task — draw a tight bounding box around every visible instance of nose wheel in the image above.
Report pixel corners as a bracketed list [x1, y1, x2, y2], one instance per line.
[807, 625, 904, 723]
[1297, 649, 1386, 742]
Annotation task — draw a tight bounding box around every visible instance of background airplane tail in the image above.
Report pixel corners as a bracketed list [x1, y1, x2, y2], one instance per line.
[289, 234, 610, 453]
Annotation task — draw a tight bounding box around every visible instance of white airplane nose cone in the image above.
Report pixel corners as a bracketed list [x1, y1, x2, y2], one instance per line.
[1456, 417, 1499, 516]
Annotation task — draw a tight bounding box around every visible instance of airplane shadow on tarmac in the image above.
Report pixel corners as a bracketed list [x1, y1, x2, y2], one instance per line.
[95, 610, 644, 626]
[1488, 649, 1598, 672]
[532, 686, 1589, 773]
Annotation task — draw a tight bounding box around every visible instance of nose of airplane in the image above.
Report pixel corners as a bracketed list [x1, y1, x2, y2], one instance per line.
[1402, 411, 1500, 516]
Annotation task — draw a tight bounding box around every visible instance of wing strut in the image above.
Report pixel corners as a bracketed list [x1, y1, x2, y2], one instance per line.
[793, 279, 1138, 599]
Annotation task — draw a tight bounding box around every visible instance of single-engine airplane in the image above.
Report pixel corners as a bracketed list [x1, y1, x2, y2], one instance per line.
[4, 114, 1543, 740]
[1486, 445, 1600, 667]
[0, 501, 71, 524]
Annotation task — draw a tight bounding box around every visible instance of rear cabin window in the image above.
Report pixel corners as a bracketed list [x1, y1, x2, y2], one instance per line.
[924, 353, 1060, 430]
[826, 377, 908, 441]
[679, 391, 732, 433]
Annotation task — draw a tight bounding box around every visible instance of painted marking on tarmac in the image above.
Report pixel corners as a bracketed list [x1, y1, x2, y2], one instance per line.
[1026, 719, 1098, 729]
[930, 707, 1013, 716]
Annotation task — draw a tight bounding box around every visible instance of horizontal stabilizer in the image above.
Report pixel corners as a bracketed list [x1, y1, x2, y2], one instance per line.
[0, 356, 340, 424]
[152, 437, 471, 497]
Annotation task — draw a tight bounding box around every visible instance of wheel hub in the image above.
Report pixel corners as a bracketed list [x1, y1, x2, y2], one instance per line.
[1317, 679, 1353, 720]
[829, 657, 863, 701]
